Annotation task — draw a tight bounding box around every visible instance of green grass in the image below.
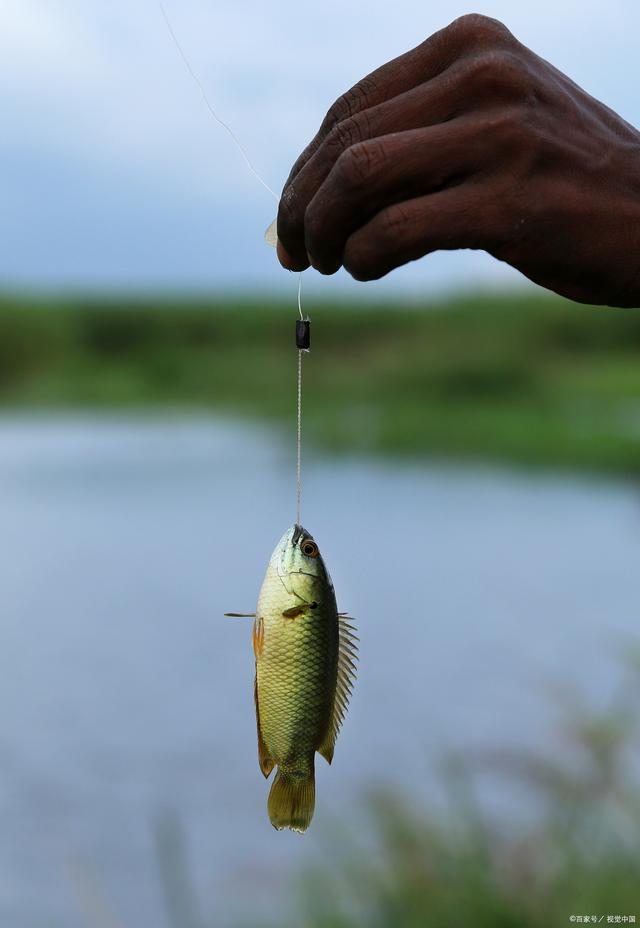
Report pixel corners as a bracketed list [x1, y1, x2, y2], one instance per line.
[2, 289, 640, 473]
[146, 648, 640, 928]
[151, 653, 640, 928]
[279, 663, 640, 928]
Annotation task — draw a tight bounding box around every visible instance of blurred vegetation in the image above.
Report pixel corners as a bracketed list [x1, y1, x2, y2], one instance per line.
[151, 654, 640, 928]
[2, 290, 640, 473]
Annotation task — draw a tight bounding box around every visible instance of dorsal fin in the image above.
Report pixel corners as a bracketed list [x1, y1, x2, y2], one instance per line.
[318, 615, 358, 765]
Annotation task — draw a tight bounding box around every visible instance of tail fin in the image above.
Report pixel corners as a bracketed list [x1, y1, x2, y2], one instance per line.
[267, 764, 315, 833]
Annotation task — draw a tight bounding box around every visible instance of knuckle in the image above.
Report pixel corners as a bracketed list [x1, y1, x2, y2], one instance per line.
[321, 99, 347, 136]
[490, 109, 526, 143]
[480, 110, 515, 139]
[480, 109, 533, 158]
[466, 50, 527, 97]
[277, 186, 296, 228]
[325, 117, 364, 156]
[322, 75, 379, 134]
[462, 49, 533, 104]
[335, 139, 386, 187]
[467, 50, 505, 81]
[379, 204, 413, 242]
[450, 13, 511, 45]
[342, 75, 379, 117]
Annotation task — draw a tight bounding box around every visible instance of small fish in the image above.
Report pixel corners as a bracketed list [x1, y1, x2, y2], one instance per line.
[228, 525, 357, 832]
[264, 218, 278, 247]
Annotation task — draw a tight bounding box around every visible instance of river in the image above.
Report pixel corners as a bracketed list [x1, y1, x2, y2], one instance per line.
[1, 415, 638, 927]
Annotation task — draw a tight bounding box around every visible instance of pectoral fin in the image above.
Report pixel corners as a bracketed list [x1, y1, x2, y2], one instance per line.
[282, 605, 307, 619]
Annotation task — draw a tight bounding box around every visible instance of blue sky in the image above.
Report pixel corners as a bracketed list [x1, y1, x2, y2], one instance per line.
[1, 0, 638, 297]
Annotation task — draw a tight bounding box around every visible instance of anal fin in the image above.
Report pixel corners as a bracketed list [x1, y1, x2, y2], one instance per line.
[318, 730, 335, 765]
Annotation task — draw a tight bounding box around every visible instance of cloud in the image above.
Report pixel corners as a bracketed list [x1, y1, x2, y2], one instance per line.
[1, 0, 638, 289]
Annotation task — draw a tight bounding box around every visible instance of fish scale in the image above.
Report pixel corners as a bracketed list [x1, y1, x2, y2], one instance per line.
[250, 525, 357, 832]
[257, 564, 338, 763]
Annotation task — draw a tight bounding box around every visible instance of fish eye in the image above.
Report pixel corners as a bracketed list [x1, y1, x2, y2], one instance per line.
[301, 539, 319, 558]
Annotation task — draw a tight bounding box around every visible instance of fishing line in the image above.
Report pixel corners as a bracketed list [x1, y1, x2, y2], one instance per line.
[158, 2, 279, 201]
[296, 348, 303, 525]
[297, 273, 304, 322]
[159, 2, 310, 526]
[295, 274, 310, 526]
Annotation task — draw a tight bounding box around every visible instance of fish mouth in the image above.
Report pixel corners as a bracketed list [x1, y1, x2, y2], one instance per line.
[270, 523, 335, 596]
[291, 524, 311, 547]
[272, 524, 319, 590]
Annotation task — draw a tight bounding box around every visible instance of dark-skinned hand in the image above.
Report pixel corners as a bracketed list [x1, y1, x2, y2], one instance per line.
[275, 14, 640, 308]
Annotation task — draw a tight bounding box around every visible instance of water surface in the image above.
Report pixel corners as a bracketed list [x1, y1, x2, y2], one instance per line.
[1, 416, 639, 927]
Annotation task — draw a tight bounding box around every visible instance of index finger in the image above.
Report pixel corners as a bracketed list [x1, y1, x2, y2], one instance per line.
[284, 23, 460, 194]
[277, 20, 482, 270]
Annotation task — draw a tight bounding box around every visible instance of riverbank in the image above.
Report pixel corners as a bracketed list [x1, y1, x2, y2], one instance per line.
[2, 290, 640, 474]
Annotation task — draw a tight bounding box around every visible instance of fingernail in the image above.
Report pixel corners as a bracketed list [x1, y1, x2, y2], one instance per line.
[277, 242, 309, 271]
[277, 240, 296, 270]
